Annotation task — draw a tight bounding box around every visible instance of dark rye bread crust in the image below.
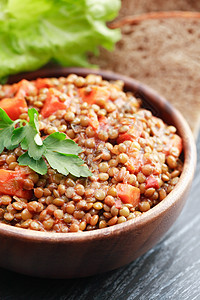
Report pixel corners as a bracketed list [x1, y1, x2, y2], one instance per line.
[90, 12, 200, 136]
[117, 0, 200, 20]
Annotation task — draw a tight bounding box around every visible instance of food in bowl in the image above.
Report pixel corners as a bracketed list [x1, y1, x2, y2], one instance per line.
[0, 74, 183, 233]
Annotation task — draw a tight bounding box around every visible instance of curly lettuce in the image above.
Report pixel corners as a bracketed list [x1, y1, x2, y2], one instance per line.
[0, 0, 121, 80]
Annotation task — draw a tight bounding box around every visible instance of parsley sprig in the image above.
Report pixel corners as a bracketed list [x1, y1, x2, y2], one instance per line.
[0, 108, 92, 177]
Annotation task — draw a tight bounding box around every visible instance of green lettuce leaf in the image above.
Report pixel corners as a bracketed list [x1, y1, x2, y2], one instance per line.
[0, 0, 121, 80]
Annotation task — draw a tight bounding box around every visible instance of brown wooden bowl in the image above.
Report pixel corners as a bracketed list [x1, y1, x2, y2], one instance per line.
[0, 67, 196, 278]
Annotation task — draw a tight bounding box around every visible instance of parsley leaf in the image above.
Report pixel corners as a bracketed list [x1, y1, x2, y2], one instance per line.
[0, 108, 92, 178]
[0, 125, 18, 152]
[44, 150, 69, 176]
[12, 108, 45, 160]
[43, 132, 82, 155]
[18, 152, 47, 175]
[43, 133, 92, 177]
[28, 108, 43, 146]
[0, 108, 13, 128]
[0, 108, 18, 152]
[44, 150, 91, 178]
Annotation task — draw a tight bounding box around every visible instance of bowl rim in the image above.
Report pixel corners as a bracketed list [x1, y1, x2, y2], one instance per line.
[0, 67, 197, 243]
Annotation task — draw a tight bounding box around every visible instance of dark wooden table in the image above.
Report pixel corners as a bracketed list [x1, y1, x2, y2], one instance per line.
[0, 135, 199, 300]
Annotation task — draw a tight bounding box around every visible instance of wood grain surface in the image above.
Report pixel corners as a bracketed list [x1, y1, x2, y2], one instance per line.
[0, 135, 199, 300]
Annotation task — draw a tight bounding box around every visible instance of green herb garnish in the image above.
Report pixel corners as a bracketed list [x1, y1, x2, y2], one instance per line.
[0, 108, 92, 177]
[11, 109, 45, 160]
[0, 109, 19, 152]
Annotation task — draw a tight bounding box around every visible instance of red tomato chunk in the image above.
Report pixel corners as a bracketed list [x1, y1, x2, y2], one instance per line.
[116, 184, 140, 207]
[79, 86, 110, 105]
[0, 169, 32, 199]
[41, 88, 71, 118]
[146, 175, 160, 189]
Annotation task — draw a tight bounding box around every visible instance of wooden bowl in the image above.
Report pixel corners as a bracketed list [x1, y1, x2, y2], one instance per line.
[0, 67, 196, 278]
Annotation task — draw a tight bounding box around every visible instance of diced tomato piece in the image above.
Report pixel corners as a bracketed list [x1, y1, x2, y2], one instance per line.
[117, 132, 132, 143]
[125, 153, 143, 174]
[0, 97, 27, 120]
[153, 163, 162, 175]
[98, 116, 107, 127]
[117, 122, 143, 144]
[125, 157, 141, 174]
[116, 183, 140, 207]
[146, 175, 160, 189]
[15, 79, 37, 99]
[79, 86, 110, 105]
[2, 85, 15, 98]
[143, 153, 153, 165]
[163, 134, 182, 156]
[171, 134, 183, 155]
[88, 110, 99, 131]
[115, 199, 122, 209]
[98, 116, 110, 131]
[34, 78, 50, 90]
[0, 169, 32, 199]
[0, 79, 36, 119]
[41, 88, 70, 118]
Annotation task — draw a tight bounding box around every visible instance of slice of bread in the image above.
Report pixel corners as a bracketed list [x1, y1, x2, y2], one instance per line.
[90, 12, 200, 136]
[118, 0, 200, 19]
